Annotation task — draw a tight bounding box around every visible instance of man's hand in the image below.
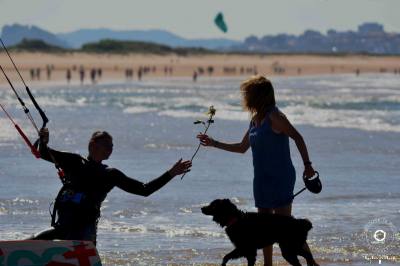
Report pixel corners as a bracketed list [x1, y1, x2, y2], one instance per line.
[39, 128, 49, 145]
[168, 159, 192, 177]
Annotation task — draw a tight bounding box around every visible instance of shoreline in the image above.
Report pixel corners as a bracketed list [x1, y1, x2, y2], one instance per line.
[0, 53, 399, 86]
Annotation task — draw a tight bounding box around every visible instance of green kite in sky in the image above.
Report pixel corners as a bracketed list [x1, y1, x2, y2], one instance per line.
[214, 12, 228, 33]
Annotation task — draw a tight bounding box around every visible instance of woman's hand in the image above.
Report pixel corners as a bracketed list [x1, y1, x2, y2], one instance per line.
[168, 159, 192, 177]
[197, 133, 214, 147]
[39, 128, 49, 145]
[303, 164, 316, 179]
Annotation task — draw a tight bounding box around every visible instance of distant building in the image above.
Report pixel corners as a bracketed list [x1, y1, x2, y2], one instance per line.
[241, 22, 400, 54]
[358, 23, 384, 34]
[327, 29, 337, 37]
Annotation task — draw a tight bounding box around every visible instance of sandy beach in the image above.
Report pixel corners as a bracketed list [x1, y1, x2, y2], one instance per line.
[1, 52, 400, 85]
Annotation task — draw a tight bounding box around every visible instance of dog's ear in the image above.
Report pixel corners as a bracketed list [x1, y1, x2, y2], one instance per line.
[222, 198, 231, 204]
[223, 198, 240, 215]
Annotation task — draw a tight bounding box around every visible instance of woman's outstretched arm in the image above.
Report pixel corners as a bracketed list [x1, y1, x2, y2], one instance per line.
[197, 130, 250, 154]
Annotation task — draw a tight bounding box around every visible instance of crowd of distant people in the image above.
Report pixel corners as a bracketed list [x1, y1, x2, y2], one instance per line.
[26, 63, 400, 85]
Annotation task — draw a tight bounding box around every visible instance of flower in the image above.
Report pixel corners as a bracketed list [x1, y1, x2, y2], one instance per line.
[206, 105, 216, 116]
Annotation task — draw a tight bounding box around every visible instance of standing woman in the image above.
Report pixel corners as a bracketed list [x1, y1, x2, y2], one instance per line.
[197, 75, 319, 266]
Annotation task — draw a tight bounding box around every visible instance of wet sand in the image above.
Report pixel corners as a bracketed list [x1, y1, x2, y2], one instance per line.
[0, 52, 399, 85]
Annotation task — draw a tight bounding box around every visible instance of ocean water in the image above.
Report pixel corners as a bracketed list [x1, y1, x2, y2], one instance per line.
[0, 74, 399, 265]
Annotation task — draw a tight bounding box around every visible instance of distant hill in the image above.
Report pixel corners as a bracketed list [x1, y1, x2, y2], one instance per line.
[0, 24, 239, 50]
[2, 22, 399, 54]
[56, 28, 240, 49]
[1, 24, 71, 48]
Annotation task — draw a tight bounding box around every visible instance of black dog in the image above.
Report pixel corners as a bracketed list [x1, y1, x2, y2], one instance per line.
[201, 199, 318, 266]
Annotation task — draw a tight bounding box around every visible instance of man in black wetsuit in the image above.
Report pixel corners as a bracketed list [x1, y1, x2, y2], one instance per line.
[31, 129, 191, 244]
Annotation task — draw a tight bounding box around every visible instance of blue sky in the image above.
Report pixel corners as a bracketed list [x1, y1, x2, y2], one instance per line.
[1, 0, 399, 40]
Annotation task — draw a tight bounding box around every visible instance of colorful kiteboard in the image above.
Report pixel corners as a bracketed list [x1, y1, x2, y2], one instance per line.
[0, 240, 102, 266]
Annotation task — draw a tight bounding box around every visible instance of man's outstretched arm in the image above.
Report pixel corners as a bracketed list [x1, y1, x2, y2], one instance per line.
[114, 159, 191, 197]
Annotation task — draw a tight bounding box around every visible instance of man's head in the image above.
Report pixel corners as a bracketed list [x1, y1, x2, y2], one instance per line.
[88, 131, 113, 162]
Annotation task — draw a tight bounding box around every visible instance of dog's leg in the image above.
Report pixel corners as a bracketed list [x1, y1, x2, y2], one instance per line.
[298, 242, 319, 266]
[222, 248, 242, 266]
[281, 253, 302, 266]
[244, 249, 257, 266]
[280, 244, 302, 266]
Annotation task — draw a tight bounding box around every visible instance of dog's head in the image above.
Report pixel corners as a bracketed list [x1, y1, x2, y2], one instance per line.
[201, 199, 242, 227]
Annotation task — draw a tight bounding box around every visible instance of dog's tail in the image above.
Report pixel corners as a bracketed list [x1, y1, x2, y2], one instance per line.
[294, 219, 313, 244]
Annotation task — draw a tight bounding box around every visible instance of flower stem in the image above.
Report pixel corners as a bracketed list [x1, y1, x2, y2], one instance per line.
[181, 116, 214, 180]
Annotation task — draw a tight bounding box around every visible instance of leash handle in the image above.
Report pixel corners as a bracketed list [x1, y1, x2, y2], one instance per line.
[293, 171, 322, 199]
